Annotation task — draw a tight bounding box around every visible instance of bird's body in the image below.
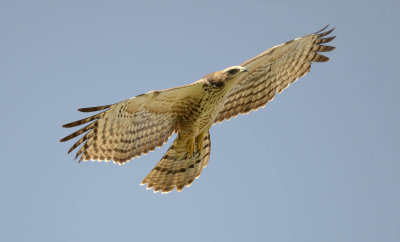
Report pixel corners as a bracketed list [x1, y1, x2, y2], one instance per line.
[175, 67, 248, 155]
[61, 26, 336, 193]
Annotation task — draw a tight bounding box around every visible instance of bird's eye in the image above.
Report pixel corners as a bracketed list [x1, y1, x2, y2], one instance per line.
[228, 69, 239, 75]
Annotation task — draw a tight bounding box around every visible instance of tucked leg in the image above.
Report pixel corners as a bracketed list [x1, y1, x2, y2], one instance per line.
[186, 137, 195, 156]
[195, 131, 206, 153]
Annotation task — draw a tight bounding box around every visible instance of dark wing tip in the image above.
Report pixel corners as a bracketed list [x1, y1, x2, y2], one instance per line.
[317, 27, 335, 38]
[317, 45, 336, 52]
[318, 36, 336, 44]
[59, 131, 81, 143]
[62, 121, 79, 128]
[314, 24, 330, 34]
[61, 112, 103, 128]
[312, 53, 330, 62]
[62, 119, 87, 128]
[314, 24, 336, 34]
[62, 123, 73, 128]
[78, 105, 111, 113]
[313, 26, 335, 63]
[60, 137, 69, 142]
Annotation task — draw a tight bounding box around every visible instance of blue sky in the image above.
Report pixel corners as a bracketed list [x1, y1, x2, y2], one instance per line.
[1, 1, 399, 242]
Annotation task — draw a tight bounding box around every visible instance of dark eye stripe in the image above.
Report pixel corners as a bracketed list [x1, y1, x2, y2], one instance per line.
[228, 69, 239, 74]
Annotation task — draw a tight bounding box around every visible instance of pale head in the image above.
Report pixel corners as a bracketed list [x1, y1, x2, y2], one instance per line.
[223, 66, 248, 76]
[204, 66, 248, 88]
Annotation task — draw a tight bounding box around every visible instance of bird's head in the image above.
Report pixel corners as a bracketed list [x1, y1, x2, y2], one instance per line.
[204, 66, 248, 89]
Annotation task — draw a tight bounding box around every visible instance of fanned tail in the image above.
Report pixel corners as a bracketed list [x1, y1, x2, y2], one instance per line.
[141, 132, 211, 194]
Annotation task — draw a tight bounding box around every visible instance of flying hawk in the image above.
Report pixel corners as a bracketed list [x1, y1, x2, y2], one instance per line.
[61, 26, 335, 194]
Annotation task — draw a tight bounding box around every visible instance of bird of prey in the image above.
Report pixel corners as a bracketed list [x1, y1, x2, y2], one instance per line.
[61, 26, 335, 194]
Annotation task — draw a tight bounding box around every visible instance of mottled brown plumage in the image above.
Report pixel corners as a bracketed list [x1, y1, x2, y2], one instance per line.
[215, 26, 335, 122]
[61, 26, 335, 194]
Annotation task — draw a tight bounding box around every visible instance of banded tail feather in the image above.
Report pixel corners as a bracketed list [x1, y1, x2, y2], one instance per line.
[141, 132, 211, 194]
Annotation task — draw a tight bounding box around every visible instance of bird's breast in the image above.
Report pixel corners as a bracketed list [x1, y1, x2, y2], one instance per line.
[177, 89, 226, 137]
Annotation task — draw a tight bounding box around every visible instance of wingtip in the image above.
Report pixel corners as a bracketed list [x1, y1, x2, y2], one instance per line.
[313, 54, 330, 62]
[59, 136, 68, 142]
[314, 24, 336, 37]
[324, 36, 337, 42]
[317, 27, 336, 38]
[77, 107, 89, 112]
[77, 105, 111, 113]
[62, 122, 75, 128]
[315, 24, 330, 34]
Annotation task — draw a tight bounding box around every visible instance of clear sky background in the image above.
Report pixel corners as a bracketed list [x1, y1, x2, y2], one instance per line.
[1, 1, 399, 242]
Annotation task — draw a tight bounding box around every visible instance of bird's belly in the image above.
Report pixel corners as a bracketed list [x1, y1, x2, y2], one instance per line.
[193, 97, 225, 135]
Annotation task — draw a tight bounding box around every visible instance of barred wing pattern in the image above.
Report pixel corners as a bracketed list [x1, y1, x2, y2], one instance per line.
[60, 26, 335, 194]
[60, 84, 201, 164]
[215, 26, 335, 123]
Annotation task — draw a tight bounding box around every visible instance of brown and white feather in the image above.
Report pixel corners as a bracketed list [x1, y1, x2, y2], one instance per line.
[61, 26, 335, 194]
[61, 83, 203, 164]
[215, 26, 335, 123]
[141, 132, 211, 193]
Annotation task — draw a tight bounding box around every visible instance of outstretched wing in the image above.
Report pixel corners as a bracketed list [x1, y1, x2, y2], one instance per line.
[215, 26, 336, 123]
[60, 83, 202, 164]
